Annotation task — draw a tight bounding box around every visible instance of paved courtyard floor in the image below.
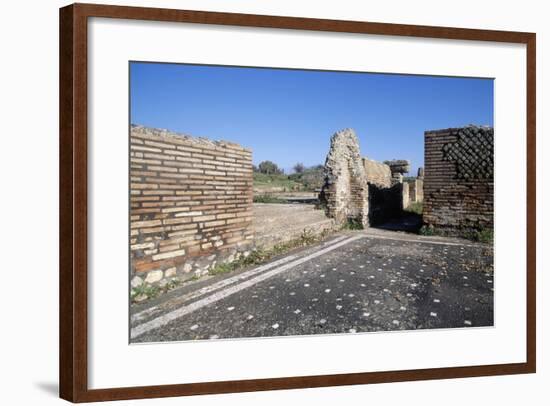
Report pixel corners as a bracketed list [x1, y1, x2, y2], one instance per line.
[130, 230, 494, 343]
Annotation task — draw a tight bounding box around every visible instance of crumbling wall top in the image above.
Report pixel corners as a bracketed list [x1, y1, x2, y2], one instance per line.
[362, 157, 392, 188]
[131, 124, 251, 153]
[384, 159, 411, 175]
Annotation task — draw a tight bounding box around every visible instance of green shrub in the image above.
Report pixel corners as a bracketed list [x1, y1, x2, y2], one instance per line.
[287, 165, 325, 191]
[258, 160, 283, 175]
[166, 278, 181, 290]
[418, 224, 493, 243]
[405, 202, 423, 215]
[249, 249, 269, 264]
[419, 225, 437, 236]
[299, 229, 317, 245]
[188, 226, 337, 285]
[208, 263, 235, 276]
[131, 283, 160, 301]
[342, 218, 364, 230]
[471, 228, 494, 243]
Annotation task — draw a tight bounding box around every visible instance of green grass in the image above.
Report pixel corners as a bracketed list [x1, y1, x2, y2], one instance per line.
[419, 225, 438, 236]
[287, 166, 324, 191]
[130, 277, 184, 303]
[465, 228, 494, 243]
[253, 173, 302, 190]
[207, 228, 333, 279]
[131, 283, 160, 301]
[405, 202, 423, 215]
[208, 262, 234, 276]
[419, 224, 493, 243]
[164, 278, 182, 291]
[253, 166, 324, 193]
[341, 218, 364, 230]
[477, 229, 494, 243]
[207, 250, 268, 278]
[134, 228, 337, 303]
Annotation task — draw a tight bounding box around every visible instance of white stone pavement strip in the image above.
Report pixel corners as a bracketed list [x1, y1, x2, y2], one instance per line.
[131, 235, 349, 323]
[361, 232, 478, 247]
[131, 234, 366, 339]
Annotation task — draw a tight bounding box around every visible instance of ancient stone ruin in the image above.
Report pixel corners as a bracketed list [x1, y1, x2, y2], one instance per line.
[385, 159, 411, 185]
[365, 159, 410, 225]
[423, 125, 494, 231]
[319, 129, 418, 227]
[317, 125, 493, 232]
[319, 129, 370, 227]
[409, 167, 424, 204]
[130, 125, 254, 291]
[130, 122, 492, 301]
[363, 157, 392, 188]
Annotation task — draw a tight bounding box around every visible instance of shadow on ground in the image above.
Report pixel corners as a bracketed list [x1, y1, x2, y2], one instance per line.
[372, 212, 423, 233]
[35, 382, 58, 397]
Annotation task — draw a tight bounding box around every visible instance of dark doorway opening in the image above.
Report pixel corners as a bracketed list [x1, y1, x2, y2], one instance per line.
[368, 183, 422, 232]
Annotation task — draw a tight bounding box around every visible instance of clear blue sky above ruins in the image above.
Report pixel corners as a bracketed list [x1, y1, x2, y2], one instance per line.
[130, 62, 493, 175]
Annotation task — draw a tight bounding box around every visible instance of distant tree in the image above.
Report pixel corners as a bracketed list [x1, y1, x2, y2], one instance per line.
[288, 164, 325, 191]
[252, 164, 259, 173]
[293, 162, 305, 173]
[258, 160, 283, 175]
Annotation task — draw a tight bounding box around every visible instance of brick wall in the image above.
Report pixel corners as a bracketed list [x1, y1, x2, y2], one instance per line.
[423, 126, 494, 231]
[130, 125, 254, 285]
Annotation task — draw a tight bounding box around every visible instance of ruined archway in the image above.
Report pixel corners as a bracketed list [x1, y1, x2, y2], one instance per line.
[319, 129, 369, 227]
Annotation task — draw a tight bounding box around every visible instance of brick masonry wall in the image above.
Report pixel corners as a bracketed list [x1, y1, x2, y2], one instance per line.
[130, 125, 254, 287]
[423, 126, 494, 230]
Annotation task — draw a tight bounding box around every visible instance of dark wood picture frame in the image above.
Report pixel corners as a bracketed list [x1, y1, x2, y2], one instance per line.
[59, 3, 536, 402]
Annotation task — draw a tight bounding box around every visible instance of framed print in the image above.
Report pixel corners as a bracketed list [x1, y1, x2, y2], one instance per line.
[59, 3, 536, 402]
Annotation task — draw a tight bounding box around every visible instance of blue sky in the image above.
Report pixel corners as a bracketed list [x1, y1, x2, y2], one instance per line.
[130, 62, 493, 175]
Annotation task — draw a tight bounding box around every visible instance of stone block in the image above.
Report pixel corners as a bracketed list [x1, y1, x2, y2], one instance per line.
[145, 270, 163, 284]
